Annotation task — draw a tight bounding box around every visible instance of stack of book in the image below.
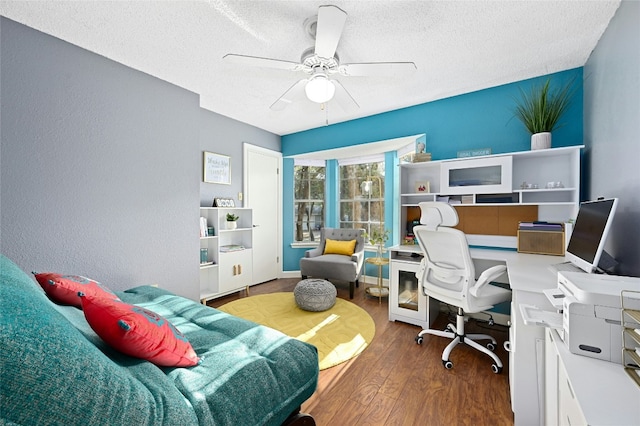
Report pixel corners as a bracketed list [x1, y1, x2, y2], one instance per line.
[517, 221, 565, 255]
[220, 244, 245, 253]
[461, 195, 474, 204]
[518, 221, 564, 232]
[412, 152, 432, 162]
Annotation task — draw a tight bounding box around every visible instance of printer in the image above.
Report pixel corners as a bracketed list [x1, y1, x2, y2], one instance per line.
[555, 271, 640, 363]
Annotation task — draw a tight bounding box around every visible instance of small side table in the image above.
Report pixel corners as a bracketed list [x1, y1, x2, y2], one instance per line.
[365, 257, 390, 303]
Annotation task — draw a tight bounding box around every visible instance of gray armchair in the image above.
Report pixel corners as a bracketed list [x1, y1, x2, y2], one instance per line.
[299, 228, 365, 299]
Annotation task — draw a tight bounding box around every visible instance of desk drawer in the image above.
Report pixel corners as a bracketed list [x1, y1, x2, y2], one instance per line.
[558, 360, 587, 426]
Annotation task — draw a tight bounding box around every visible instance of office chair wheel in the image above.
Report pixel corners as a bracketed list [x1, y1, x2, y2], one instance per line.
[491, 364, 502, 374]
[486, 343, 495, 351]
[415, 335, 423, 345]
[442, 360, 453, 369]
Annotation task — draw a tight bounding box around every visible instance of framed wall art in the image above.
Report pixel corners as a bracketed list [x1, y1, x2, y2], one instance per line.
[203, 152, 231, 185]
[414, 181, 430, 193]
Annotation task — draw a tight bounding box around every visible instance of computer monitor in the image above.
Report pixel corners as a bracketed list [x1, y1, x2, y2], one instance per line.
[566, 198, 618, 273]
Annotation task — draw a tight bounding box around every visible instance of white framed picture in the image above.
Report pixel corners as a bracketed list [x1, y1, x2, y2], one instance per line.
[414, 181, 430, 193]
[203, 152, 231, 185]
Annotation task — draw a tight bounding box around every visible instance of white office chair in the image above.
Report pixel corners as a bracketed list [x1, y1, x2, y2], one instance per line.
[413, 202, 511, 373]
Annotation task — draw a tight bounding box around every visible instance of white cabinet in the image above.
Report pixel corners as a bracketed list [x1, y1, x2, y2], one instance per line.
[199, 207, 253, 302]
[388, 247, 439, 329]
[548, 327, 589, 426]
[440, 155, 512, 195]
[557, 359, 588, 426]
[545, 328, 559, 426]
[508, 289, 547, 425]
[543, 326, 640, 426]
[218, 249, 253, 294]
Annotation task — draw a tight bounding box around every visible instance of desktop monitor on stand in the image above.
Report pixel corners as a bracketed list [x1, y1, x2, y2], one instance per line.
[565, 198, 618, 273]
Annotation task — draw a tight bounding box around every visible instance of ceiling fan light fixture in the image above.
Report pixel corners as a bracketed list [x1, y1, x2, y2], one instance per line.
[305, 73, 335, 103]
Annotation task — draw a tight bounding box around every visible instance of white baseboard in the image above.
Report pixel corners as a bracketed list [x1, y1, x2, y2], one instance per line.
[281, 270, 302, 279]
[280, 271, 389, 286]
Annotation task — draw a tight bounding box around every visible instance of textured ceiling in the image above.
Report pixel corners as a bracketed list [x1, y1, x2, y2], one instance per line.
[0, 1, 620, 136]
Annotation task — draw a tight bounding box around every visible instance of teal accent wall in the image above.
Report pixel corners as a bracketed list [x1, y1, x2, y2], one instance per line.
[282, 68, 584, 272]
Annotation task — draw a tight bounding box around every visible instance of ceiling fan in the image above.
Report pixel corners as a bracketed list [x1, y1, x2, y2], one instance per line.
[223, 5, 416, 111]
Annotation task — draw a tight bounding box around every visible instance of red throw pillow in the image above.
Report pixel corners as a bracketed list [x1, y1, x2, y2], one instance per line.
[79, 294, 200, 367]
[33, 272, 119, 307]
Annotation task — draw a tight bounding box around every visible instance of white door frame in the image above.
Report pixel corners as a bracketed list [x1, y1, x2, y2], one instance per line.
[243, 143, 283, 278]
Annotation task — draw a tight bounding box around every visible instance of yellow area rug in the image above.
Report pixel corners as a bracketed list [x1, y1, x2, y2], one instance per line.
[218, 292, 375, 370]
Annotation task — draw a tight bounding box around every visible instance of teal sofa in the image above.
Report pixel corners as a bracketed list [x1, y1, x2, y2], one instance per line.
[0, 255, 319, 425]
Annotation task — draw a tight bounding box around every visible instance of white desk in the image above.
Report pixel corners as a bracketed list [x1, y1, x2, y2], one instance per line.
[547, 328, 640, 426]
[390, 246, 640, 426]
[470, 248, 559, 426]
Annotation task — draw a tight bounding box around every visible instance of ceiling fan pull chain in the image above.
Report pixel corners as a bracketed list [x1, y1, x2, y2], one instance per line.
[325, 102, 329, 126]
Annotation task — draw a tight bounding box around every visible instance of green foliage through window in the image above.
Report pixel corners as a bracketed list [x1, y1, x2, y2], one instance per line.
[339, 161, 385, 241]
[294, 164, 325, 242]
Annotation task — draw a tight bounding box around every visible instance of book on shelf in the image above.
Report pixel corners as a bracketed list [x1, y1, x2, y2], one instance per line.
[199, 217, 208, 237]
[220, 244, 245, 253]
[461, 195, 474, 204]
[518, 221, 564, 232]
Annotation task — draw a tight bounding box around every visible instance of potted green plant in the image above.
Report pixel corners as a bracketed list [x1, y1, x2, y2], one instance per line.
[365, 228, 390, 258]
[513, 77, 576, 150]
[226, 213, 239, 230]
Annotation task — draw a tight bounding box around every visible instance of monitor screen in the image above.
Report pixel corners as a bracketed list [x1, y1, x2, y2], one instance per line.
[566, 198, 618, 273]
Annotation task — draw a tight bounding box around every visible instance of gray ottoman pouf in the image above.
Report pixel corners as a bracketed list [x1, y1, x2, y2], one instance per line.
[294, 279, 337, 312]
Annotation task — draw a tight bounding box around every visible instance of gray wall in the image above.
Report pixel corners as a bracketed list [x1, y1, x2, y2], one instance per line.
[199, 109, 279, 208]
[0, 18, 280, 299]
[584, 0, 640, 277]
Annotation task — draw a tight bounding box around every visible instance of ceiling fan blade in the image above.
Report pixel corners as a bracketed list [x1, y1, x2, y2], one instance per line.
[223, 54, 301, 71]
[270, 79, 308, 111]
[331, 80, 359, 112]
[338, 62, 417, 77]
[315, 5, 347, 59]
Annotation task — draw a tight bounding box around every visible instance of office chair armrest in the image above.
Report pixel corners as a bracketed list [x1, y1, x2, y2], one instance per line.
[470, 265, 507, 297]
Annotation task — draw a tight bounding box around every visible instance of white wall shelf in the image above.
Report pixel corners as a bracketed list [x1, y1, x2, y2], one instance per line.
[199, 207, 253, 303]
[399, 146, 583, 248]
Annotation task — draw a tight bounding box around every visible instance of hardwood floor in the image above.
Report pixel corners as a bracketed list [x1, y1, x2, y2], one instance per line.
[208, 278, 514, 426]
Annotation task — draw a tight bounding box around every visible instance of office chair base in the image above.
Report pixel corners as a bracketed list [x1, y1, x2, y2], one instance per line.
[415, 309, 503, 374]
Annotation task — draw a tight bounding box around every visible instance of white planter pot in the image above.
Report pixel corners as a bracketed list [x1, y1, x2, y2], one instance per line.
[531, 132, 552, 150]
[226, 221, 237, 230]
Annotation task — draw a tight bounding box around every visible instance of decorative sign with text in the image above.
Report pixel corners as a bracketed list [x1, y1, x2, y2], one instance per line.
[457, 148, 492, 158]
[203, 152, 231, 185]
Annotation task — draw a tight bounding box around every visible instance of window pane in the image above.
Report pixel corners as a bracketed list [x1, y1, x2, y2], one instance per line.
[294, 165, 325, 242]
[356, 201, 369, 222]
[370, 201, 383, 222]
[310, 180, 324, 199]
[338, 160, 385, 237]
[340, 201, 353, 222]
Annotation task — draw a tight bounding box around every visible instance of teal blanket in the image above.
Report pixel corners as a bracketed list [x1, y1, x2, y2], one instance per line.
[0, 255, 318, 425]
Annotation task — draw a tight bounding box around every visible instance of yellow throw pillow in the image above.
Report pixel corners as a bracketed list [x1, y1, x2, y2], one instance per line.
[323, 239, 357, 256]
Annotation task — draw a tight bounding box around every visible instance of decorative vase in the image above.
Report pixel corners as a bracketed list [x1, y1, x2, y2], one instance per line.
[226, 221, 237, 230]
[531, 132, 552, 150]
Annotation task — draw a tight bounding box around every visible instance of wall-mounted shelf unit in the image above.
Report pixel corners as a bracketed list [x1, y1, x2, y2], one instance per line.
[199, 207, 253, 303]
[399, 146, 583, 248]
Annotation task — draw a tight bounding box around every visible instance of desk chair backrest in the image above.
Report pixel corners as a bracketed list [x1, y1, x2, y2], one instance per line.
[414, 201, 492, 313]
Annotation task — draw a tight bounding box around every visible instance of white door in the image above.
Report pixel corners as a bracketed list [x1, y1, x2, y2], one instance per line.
[244, 144, 281, 284]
